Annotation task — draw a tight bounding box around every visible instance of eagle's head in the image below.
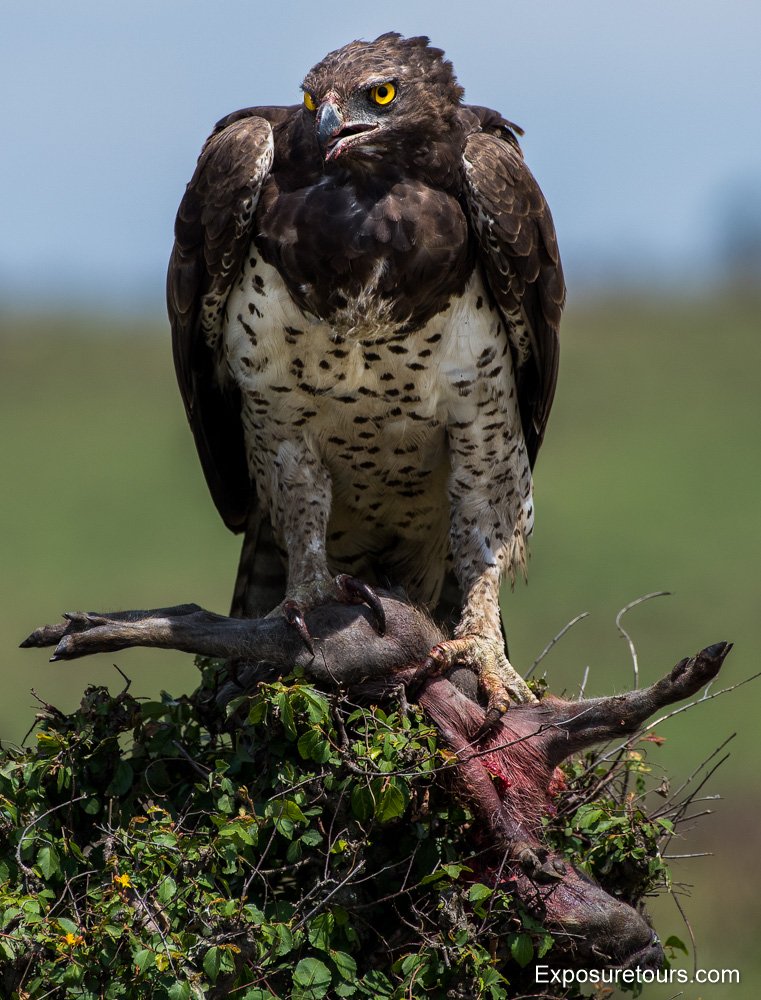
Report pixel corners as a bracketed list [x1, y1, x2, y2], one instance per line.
[300, 33, 466, 172]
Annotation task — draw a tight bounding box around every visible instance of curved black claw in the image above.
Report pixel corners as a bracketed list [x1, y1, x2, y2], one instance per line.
[471, 707, 506, 745]
[282, 601, 315, 657]
[335, 575, 386, 636]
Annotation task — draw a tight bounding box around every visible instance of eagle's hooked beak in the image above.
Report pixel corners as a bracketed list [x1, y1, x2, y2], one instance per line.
[316, 100, 378, 162]
[316, 101, 343, 155]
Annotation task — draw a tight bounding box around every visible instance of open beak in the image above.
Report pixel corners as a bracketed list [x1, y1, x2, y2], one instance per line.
[316, 101, 378, 161]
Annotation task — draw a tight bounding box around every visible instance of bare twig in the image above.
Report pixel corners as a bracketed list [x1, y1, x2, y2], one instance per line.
[652, 734, 735, 817]
[292, 859, 367, 931]
[615, 591, 671, 689]
[663, 853, 713, 859]
[578, 665, 590, 700]
[670, 887, 699, 977]
[171, 740, 212, 778]
[16, 794, 88, 887]
[525, 612, 590, 678]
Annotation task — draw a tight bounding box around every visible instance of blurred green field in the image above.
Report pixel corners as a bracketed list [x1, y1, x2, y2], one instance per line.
[2, 293, 760, 997]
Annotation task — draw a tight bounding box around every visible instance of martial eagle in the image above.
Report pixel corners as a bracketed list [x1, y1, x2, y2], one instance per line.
[167, 32, 565, 729]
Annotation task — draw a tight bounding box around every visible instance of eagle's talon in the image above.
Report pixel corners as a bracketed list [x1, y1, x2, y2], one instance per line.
[472, 705, 508, 744]
[282, 601, 315, 657]
[404, 633, 534, 739]
[334, 574, 386, 635]
[400, 660, 434, 698]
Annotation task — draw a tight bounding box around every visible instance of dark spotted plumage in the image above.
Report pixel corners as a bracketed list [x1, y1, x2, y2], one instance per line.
[167, 33, 565, 717]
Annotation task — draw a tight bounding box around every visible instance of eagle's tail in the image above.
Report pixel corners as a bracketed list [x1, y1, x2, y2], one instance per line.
[230, 503, 286, 619]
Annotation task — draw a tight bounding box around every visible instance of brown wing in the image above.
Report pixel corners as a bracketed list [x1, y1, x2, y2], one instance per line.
[167, 113, 277, 531]
[462, 128, 565, 467]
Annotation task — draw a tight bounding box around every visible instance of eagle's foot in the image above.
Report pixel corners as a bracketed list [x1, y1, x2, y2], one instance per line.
[281, 600, 317, 657]
[269, 575, 386, 656]
[334, 574, 386, 635]
[416, 633, 536, 741]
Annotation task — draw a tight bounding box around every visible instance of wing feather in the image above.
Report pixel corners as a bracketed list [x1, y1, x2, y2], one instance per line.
[167, 115, 275, 531]
[462, 129, 565, 467]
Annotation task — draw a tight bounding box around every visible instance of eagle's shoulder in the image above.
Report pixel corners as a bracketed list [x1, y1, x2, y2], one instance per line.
[461, 103, 525, 153]
[211, 104, 300, 134]
[210, 105, 319, 177]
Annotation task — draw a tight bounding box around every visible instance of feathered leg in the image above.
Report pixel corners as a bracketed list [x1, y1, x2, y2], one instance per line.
[419, 385, 537, 735]
[258, 440, 384, 649]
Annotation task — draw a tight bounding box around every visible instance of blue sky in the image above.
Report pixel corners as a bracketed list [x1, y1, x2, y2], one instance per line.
[2, 0, 760, 310]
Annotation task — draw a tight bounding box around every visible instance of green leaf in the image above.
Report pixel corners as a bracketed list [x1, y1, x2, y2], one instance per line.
[510, 933, 534, 967]
[133, 948, 155, 973]
[267, 798, 306, 839]
[218, 820, 255, 845]
[274, 692, 297, 741]
[151, 831, 178, 848]
[350, 783, 375, 822]
[168, 984, 191, 1000]
[0, 939, 17, 961]
[441, 862, 469, 879]
[664, 934, 689, 955]
[399, 952, 419, 976]
[419, 871, 445, 886]
[308, 911, 335, 951]
[106, 760, 133, 796]
[243, 903, 265, 925]
[217, 793, 235, 814]
[297, 729, 332, 763]
[334, 983, 358, 998]
[375, 781, 406, 823]
[418, 862, 472, 886]
[62, 963, 85, 985]
[537, 934, 555, 958]
[575, 807, 603, 830]
[467, 883, 493, 903]
[299, 688, 331, 725]
[141, 701, 169, 720]
[204, 945, 222, 983]
[280, 799, 307, 823]
[293, 957, 332, 999]
[36, 844, 61, 879]
[263, 922, 293, 957]
[56, 917, 79, 936]
[247, 698, 267, 725]
[157, 876, 177, 904]
[330, 949, 357, 981]
[56, 765, 72, 793]
[356, 970, 394, 997]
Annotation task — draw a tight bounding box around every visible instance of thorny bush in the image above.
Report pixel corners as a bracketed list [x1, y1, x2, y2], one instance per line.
[0, 660, 689, 999]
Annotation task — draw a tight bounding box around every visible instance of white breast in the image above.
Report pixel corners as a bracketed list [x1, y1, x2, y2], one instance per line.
[219, 250, 529, 603]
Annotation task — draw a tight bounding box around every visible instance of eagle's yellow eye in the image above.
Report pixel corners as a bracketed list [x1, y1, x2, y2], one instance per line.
[303, 91, 317, 112]
[369, 82, 396, 106]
